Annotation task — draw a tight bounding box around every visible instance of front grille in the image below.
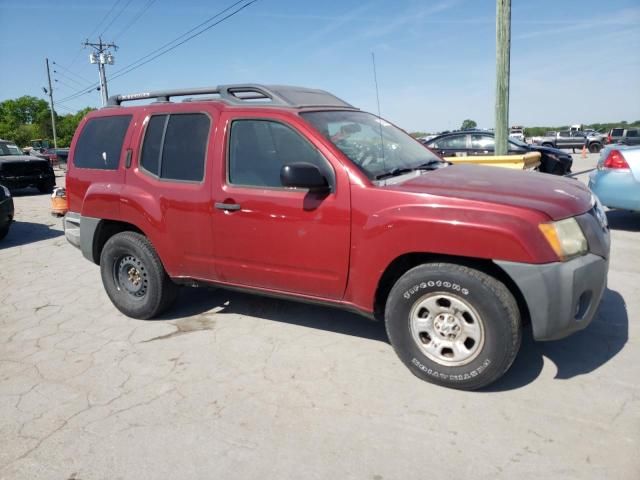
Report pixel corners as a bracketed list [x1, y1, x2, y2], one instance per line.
[1, 161, 49, 176]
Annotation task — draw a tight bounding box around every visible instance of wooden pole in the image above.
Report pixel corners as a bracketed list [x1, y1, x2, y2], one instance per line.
[495, 0, 511, 155]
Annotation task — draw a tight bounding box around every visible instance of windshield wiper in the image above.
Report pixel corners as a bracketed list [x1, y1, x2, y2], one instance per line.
[415, 160, 444, 169]
[374, 160, 445, 180]
[374, 167, 414, 180]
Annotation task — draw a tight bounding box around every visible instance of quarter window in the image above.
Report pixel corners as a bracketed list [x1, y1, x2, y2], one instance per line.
[74, 115, 132, 169]
[228, 119, 333, 188]
[140, 113, 210, 182]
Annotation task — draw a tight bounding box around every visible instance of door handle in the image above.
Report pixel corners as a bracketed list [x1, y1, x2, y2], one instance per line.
[215, 202, 241, 211]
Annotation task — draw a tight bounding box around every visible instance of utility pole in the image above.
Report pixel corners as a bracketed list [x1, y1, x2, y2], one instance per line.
[84, 37, 117, 106]
[44, 58, 58, 149]
[494, 0, 511, 155]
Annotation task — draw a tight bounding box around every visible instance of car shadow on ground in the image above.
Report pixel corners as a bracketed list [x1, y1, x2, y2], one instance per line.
[156, 286, 388, 343]
[8, 187, 51, 197]
[484, 288, 628, 392]
[0, 221, 63, 249]
[155, 286, 628, 390]
[606, 210, 640, 232]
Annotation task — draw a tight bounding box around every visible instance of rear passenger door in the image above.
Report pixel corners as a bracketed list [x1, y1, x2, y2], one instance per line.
[210, 112, 351, 299]
[124, 108, 216, 279]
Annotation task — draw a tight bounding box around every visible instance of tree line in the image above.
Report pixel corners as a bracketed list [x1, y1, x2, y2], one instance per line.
[0, 96, 94, 148]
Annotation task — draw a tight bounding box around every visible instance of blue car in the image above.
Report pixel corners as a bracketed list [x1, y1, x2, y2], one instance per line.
[589, 145, 640, 212]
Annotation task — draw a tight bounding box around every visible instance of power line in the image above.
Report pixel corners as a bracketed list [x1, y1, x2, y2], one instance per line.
[54, 78, 81, 91]
[53, 70, 85, 87]
[57, 83, 101, 104]
[88, 0, 123, 39]
[101, 0, 135, 38]
[57, 0, 259, 104]
[111, 0, 259, 81]
[64, 0, 123, 68]
[113, 0, 157, 41]
[52, 61, 93, 84]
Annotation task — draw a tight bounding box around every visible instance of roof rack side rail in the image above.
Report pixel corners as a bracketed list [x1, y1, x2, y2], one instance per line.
[107, 87, 222, 106]
[107, 85, 293, 107]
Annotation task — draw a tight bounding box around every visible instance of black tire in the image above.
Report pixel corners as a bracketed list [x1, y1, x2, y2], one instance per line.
[385, 263, 521, 390]
[100, 231, 179, 319]
[38, 182, 54, 194]
[589, 143, 602, 154]
[541, 143, 553, 148]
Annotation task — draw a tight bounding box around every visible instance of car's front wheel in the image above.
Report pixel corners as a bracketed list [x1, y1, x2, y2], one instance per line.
[385, 263, 521, 390]
[100, 231, 178, 319]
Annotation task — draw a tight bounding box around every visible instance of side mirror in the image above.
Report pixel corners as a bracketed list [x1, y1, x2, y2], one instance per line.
[280, 163, 329, 191]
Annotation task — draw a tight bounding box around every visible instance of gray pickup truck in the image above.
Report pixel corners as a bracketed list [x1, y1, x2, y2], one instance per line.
[534, 130, 603, 153]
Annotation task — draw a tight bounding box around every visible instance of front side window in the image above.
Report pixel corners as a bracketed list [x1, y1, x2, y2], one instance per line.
[626, 129, 638, 138]
[228, 119, 333, 188]
[302, 110, 442, 180]
[74, 115, 132, 169]
[140, 113, 210, 182]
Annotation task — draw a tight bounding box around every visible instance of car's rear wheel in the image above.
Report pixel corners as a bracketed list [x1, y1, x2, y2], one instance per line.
[385, 263, 521, 390]
[100, 231, 178, 319]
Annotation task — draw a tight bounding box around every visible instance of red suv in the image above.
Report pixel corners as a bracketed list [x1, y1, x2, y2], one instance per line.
[64, 85, 610, 389]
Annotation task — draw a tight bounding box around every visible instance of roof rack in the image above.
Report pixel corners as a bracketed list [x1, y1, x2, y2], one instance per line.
[106, 84, 357, 109]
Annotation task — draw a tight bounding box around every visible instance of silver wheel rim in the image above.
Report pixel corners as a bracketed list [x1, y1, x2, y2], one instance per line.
[409, 292, 485, 367]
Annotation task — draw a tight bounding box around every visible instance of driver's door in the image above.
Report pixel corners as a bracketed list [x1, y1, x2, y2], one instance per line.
[211, 112, 351, 299]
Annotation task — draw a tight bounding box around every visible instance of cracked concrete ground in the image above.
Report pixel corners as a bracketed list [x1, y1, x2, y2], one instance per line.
[1, 155, 638, 480]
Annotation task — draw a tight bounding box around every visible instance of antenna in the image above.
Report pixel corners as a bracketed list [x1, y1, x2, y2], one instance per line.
[371, 52, 386, 170]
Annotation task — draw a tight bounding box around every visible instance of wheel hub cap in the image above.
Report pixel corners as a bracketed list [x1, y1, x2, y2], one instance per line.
[409, 292, 485, 367]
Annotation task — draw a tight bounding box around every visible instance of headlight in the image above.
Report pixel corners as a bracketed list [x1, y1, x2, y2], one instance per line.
[539, 217, 588, 261]
[0, 185, 10, 198]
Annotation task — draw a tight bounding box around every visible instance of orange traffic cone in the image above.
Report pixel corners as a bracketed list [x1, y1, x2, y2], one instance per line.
[581, 145, 587, 158]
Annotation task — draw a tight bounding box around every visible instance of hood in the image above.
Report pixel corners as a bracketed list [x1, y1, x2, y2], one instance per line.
[385, 164, 592, 220]
[0, 155, 50, 165]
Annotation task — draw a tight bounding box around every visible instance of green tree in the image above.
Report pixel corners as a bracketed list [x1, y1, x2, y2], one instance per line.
[460, 119, 477, 130]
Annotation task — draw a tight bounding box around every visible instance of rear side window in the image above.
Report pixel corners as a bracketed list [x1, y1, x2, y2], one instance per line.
[611, 128, 624, 136]
[74, 115, 132, 169]
[140, 113, 210, 182]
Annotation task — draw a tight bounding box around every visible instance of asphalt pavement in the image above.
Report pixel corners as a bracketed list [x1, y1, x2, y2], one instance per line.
[0, 153, 638, 480]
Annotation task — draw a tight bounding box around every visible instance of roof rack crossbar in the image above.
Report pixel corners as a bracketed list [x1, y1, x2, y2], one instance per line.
[107, 84, 356, 109]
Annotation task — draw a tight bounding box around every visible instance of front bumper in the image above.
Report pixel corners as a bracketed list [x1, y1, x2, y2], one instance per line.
[0, 173, 55, 190]
[497, 253, 608, 341]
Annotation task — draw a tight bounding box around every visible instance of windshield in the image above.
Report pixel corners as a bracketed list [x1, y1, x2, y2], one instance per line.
[0, 143, 23, 156]
[301, 110, 442, 180]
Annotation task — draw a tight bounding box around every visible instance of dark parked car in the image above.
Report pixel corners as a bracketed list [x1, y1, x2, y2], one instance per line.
[0, 139, 56, 193]
[424, 130, 573, 175]
[0, 184, 14, 240]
